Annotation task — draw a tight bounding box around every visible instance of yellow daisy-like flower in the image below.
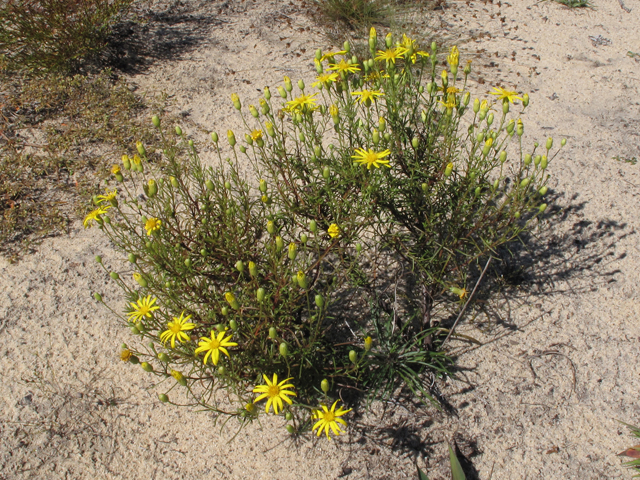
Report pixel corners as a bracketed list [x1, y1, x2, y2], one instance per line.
[120, 349, 132, 362]
[83, 205, 110, 228]
[490, 86, 522, 104]
[312, 400, 352, 440]
[438, 94, 457, 110]
[159, 311, 196, 348]
[329, 104, 339, 118]
[439, 86, 462, 95]
[145, 217, 161, 235]
[328, 223, 340, 238]
[250, 129, 263, 141]
[286, 93, 318, 112]
[311, 72, 339, 88]
[375, 47, 408, 64]
[352, 148, 392, 169]
[97, 189, 117, 204]
[111, 164, 121, 175]
[447, 45, 460, 68]
[351, 90, 384, 105]
[320, 50, 346, 62]
[132, 154, 142, 167]
[253, 373, 296, 414]
[327, 59, 360, 74]
[127, 295, 160, 323]
[195, 330, 238, 365]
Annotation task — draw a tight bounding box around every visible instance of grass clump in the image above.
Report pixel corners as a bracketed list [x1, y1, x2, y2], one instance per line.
[619, 422, 640, 476]
[316, 0, 390, 31]
[0, 0, 134, 74]
[549, 0, 595, 8]
[88, 29, 564, 439]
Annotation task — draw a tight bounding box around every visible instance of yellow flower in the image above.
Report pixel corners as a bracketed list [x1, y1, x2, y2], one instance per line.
[96, 189, 117, 203]
[311, 72, 339, 88]
[329, 104, 339, 118]
[286, 93, 317, 112]
[250, 129, 263, 141]
[439, 86, 462, 95]
[352, 148, 392, 169]
[351, 90, 384, 105]
[253, 373, 296, 414]
[447, 46, 460, 68]
[438, 94, 457, 110]
[490, 86, 522, 104]
[160, 311, 196, 348]
[328, 223, 340, 238]
[320, 50, 346, 62]
[195, 330, 238, 365]
[111, 164, 121, 175]
[145, 217, 161, 235]
[327, 59, 360, 74]
[375, 47, 407, 64]
[450, 286, 468, 300]
[312, 400, 352, 439]
[127, 295, 160, 323]
[132, 154, 142, 167]
[83, 205, 110, 228]
[120, 349, 132, 362]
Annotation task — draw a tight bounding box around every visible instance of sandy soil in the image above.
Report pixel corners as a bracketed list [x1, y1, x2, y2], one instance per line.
[1, 0, 639, 478]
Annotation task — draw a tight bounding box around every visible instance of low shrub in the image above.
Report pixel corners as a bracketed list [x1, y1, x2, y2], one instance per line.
[89, 29, 564, 439]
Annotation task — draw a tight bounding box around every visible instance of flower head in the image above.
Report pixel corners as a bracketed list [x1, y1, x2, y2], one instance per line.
[312, 72, 339, 88]
[253, 373, 296, 414]
[111, 164, 121, 175]
[120, 349, 132, 362]
[127, 295, 160, 323]
[145, 217, 161, 235]
[250, 129, 263, 141]
[375, 47, 408, 64]
[320, 50, 347, 62]
[312, 400, 352, 439]
[447, 46, 460, 68]
[160, 311, 196, 348]
[351, 90, 384, 105]
[97, 189, 117, 204]
[195, 330, 238, 365]
[328, 224, 340, 238]
[286, 93, 317, 112]
[83, 206, 110, 228]
[352, 148, 392, 169]
[490, 86, 522, 104]
[327, 59, 360, 74]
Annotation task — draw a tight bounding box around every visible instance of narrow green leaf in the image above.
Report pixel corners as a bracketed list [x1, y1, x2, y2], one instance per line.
[449, 444, 466, 480]
[417, 466, 430, 480]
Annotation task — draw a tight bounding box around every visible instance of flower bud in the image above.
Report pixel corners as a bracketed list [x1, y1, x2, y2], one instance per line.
[286, 424, 295, 434]
[257, 288, 266, 302]
[269, 327, 277, 339]
[321, 378, 330, 393]
[284, 76, 292, 92]
[356, 243, 362, 253]
[158, 352, 170, 362]
[136, 141, 146, 157]
[122, 154, 131, 170]
[148, 179, 158, 197]
[288, 242, 297, 260]
[463, 92, 471, 106]
[141, 362, 154, 372]
[475, 186, 482, 197]
[279, 342, 289, 357]
[309, 220, 317, 233]
[364, 336, 372, 352]
[412, 137, 419, 149]
[227, 130, 236, 147]
[315, 294, 324, 309]
[218, 366, 226, 375]
[296, 270, 307, 289]
[520, 178, 531, 188]
[300, 233, 308, 244]
[231, 93, 241, 110]
[133, 272, 148, 288]
[225, 292, 240, 310]
[275, 236, 284, 251]
[158, 393, 169, 402]
[323, 166, 330, 179]
[517, 119, 524, 137]
[110, 272, 120, 280]
[221, 306, 229, 316]
[239, 145, 246, 154]
[209, 131, 218, 143]
[95, 255, 103, 264]
[499, 151, 507, 163]
[229, 320, 238, 331]
[267, 220, 276, 235]
[236, 260, 244, 272]
[152, 115, 161, 128]
[444, 163, 453, 177]
[539, 186, 548, 196]
[298, 131, 305, 142]
[349, 350, 358, 364]
[534, 155, 541, 166]
[94, 292, 102, 302]
[524, 154, 532, 166]
[546, 137, 553, 150]
[503, 101, 510, 114]
[522, 93, 529, 107]
[487, 113, 494, 126]
[277, 86, 287, 99]
[539, 203, 547, 214]
[264, 86, 271, 100]
[541, 156, 548, 170]
[248, 261, 258, 277]
[561, 138, 567, 147]
[224, 181, 231, 189]
[378, 116, 386, 132]
[473, 98, 480, 113]
[170, 176, 179, 188]
[372, 129, 380, 145]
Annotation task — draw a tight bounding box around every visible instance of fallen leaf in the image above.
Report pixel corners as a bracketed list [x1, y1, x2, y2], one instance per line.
[546, 446, 559, 454]
[618, 446, 640, 458]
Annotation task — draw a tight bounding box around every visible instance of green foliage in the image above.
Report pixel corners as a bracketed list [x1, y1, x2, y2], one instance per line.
[416, 444, 467, 479]
[90, 30, 564, 436]
[0, 0, 133, 74]
[619, 422, 640, 476]
[549, 0, 594, 8]
[315, 0, 390, 30]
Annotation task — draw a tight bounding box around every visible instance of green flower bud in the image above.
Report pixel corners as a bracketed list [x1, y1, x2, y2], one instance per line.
[349, 350, 358, 364]
[95, 255, 103, 264]
[170, 176, 179, 188]
[224, 292, 240, 310]
[344, 40, 351, 53]
[269, 327, 277, 339]
[171, 370, 187, 386]
[257, 288, 266, 302]
[422, 183, 428, 192]
[286, 424, 295, 434]
[158, 393, 169, 402]
[249, 104, 259, 118]
[288, 243, 297, 260]
[211, 131, 218, 143]
[158, 353, 170, 362]
[110, 272, 120, 280]
[309, 220, 317, 233]
[541, 156, 548, 170]
[514, 211, 521, 219]
[444, 163, 453, 177]
[141, 362, 154, 372]
[384, 132, 391, 142]
[296, 270, 307, 289]
[300, 233, 308, 244]
[321, 378, 330, 393]
[503, 101, 510, 114]
[499, 151, 507, 163]
[129, 354, 140, 364]
[473, 98, 480, 113]
[93, 292, 102, 302]
[285, 411, 293, 421]
[205, 179, 214, 191]
[298, 131, 305, 142]
[297, 79, 305, 91]
[224, 181, 231, 189]
[277, 86, 287, 99]
[239, 145, 246, 154]
[279, 342, 289, 357]
[475, 186, 482, 197]
[539, 203, 547, 213]
[229, 319, 238, 330]
[463, 92, 471, 106]
[227, 130, 236, 147]
[218, 366, 226, 375]
[323, 166, 330, 179]
[364, 336, 372, 352]
[493, 178, 500, 190]
[523, 93, 529, 107]
[248, 261, 258, 277]
[487, 113, 494, 126]
[136, 142, 146, 157]
[264, 86, 271, 100]
[315, 294, 324, 309]
[275, 236, 284, 251]
[152, 115, 161, 128]
[546, 137, 553, 150]
[175, 125, 183, 136]
[184, 258, 192, 268]
[524, 154, 532, 166]
[561, 138, 567, 147]
[236, 260, 244, 272]
[356, 243, 362, 253]
[259, 179, 267, 193]
[506, 120, 515, 134]
[534, 155, 541, 166]
[231, 93, 241, 110]
[520, 178, 531, 188]
[539, 186, 548, 196]
[134, 273, 147, 288]
[148, 179, 158, 197]
[221, 306, 229, 316]
[284, 76, 293, 92]
[267, 220, 276, 235]
[412, 137, 419, 149]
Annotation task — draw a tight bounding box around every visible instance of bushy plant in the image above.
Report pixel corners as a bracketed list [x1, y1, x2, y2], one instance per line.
[89, 29, 564, 439]
[0, 0, 133, 73]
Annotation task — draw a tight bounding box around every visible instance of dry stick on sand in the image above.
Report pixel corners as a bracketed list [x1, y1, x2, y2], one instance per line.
[442, 257, 492, 346]
[618, 0, 631, 13]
